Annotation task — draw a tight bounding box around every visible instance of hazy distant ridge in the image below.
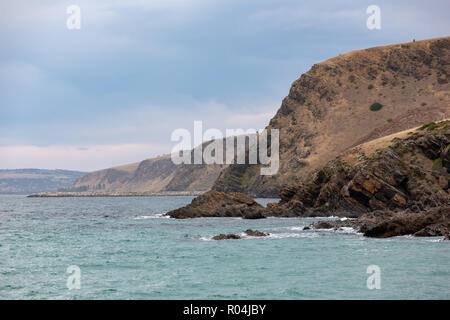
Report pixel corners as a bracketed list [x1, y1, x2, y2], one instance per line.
[0, 169, 87, 194]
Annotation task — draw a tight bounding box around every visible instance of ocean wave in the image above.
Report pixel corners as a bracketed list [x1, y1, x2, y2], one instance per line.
[267, 232, 320, 239]
[198, 232, 322, 241]
[133, 214, 170, 220]
[335, 227, 359, 233]
[317, 226, 361, 234]
[288, 226, 305, 231]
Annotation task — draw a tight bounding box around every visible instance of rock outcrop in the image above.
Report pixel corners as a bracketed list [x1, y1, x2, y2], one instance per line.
[165, 191, 265, 219]
[265, 120, 450, 217]
[212, 229, 269, 240]
[244, 229, 269, 237]
[212, 234, 241, 240]
[310, 206, 450, 239]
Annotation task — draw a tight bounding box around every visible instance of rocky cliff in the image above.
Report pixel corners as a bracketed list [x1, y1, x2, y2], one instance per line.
[213, 37, 450, 197]
[271, 120, 450, 217]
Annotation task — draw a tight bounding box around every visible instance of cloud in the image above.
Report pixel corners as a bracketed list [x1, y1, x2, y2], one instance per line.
[0, 143, 168, 172]
[1, 0, 449, 171]
[0, 98, 277, 170]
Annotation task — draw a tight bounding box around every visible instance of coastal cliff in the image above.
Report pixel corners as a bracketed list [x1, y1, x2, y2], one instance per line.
[213, 37, 450, 197]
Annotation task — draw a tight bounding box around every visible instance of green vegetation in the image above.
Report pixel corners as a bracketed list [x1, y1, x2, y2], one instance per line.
[433, 158, 442, 169]
[419, 122, 437, 130]
[348, 75, 355, 83]
[240, 166, 258, 187]
[387, 118, 392, 123]
[421, 102, 427, 106]
[370, 102, 383, 111]
[368, 84, 374, 90]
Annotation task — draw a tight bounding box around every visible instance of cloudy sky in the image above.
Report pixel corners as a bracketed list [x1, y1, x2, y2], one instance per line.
[1, 0, 449, 171]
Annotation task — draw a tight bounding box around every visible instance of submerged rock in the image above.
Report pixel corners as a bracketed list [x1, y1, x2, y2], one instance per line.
[212, 229, 269, 240]
[244, 229, 269, 237]
[212, 234, 241, 240]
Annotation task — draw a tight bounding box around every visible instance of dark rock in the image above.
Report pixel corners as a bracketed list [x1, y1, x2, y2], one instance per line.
[212, 229, 269, 240]
[244, 229, 269, 237]
[414, 223, 450, 237]
[442, 144, 450, 169]
[265, 200, 309, 217]
[363, 206, 450, 238]
[212, 234, 241, 240]
[242, 208, 266, 219]
[304, 206, 450, 239]
[312, 221, 335, 229]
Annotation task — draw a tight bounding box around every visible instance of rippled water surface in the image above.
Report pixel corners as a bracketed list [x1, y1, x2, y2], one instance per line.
[0, 195, 449, 299]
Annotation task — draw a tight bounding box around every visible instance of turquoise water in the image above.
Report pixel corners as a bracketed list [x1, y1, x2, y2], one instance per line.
[0, 195, 449, 300]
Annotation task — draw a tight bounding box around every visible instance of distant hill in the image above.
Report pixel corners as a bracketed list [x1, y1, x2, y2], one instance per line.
[0, 169, 87, 194]
[68, 142, 226, 194]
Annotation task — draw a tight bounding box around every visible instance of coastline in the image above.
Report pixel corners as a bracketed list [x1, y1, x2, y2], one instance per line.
[27, 191, 207, 198]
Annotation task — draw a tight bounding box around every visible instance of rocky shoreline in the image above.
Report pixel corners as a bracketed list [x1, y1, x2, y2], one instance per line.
[308, 206, 450, 238]
[166, 120, 450, 239]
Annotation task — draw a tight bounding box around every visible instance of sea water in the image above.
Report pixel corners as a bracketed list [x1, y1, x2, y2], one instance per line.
[0, 195, 449, 299]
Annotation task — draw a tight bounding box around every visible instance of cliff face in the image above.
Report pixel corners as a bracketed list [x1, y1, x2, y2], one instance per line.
[272, 120, 450, 217]
[213, 37, 450, 197]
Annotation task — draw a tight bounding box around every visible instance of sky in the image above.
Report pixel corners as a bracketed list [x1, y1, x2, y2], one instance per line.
[0, 0, 449, 171]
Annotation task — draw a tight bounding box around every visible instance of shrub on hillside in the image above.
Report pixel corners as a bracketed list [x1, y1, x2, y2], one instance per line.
[370, 102, 383, 111]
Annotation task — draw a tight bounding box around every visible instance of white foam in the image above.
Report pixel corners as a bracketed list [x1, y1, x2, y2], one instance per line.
[336, 227, 358, 233]
[288, 226, 305, 231]
[133, 214, 170, 220]
[267, 232, 319, 239]
[428, 238, 444, 243]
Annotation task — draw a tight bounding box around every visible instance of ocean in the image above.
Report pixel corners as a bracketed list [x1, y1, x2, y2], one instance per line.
[0, 195, 449, 299]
